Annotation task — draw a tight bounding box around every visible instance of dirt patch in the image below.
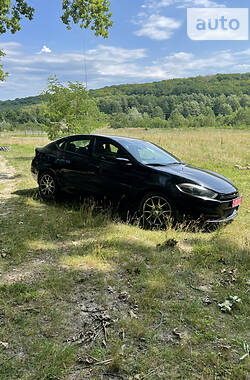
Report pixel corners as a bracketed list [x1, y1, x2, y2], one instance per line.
[0, 155, 16, 200]
[0, 259, 50, 284]
[0, 156, 45, 284]
[0, 154, 17, 219]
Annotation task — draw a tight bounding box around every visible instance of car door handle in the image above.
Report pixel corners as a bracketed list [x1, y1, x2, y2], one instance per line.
[55, 158, 71, 165]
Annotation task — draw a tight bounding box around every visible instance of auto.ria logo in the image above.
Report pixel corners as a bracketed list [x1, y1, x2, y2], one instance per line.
[187, 8, 249, 40]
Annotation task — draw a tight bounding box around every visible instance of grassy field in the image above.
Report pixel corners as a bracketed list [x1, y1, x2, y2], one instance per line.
[0, 128, 249, 379]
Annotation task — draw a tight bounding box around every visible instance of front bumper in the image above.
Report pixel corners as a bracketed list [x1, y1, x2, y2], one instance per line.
[172, 190, 241, 224]
[31, 161, 39, 182]
[205, 208, 238, 224]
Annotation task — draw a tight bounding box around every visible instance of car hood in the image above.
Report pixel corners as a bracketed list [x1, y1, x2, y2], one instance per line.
[154, 163, 237, 194]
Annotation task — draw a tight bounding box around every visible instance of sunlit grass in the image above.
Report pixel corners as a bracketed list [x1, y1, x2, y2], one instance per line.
[60, 254, 114, 272]
[27, 239, 57, 251]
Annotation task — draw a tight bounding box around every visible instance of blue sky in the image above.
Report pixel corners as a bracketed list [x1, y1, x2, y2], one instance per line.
[0, 0, 249, 100]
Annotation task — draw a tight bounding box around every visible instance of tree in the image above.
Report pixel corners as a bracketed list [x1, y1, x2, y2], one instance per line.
[218, 103, 232, 116]
[227, 95, 240, 112]
[109, 113, 130, 129]
[42, 76, 106, 140]
[0, 0, 34, 80]
[0, 50, 7, 81]
[232, 108, 250, 127]
[151, 106, 164, 119]
[167, 109, 186, 128]
[239, 94, 250, 109]
[127, 107, 143, 122]
[0, 0, 112, 80]
[61, 0, 112, 37]
[203, 107, 216, 127]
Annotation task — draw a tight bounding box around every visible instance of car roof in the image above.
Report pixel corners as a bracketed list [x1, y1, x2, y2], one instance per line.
[55, 134, 146, 144]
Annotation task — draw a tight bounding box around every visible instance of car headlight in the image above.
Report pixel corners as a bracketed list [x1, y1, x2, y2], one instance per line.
[176, 183, 218, 200]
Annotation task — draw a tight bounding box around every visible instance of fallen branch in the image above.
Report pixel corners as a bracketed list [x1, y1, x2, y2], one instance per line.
[78, 356, 112, 369]
[0, 146, 11, 152]
[235, 164, 250, 170]
[153, 310, 164, 330]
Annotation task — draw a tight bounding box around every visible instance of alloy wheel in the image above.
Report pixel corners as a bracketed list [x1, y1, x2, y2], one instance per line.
[141, 195, 172, 229]
[39, 173, 56, 199]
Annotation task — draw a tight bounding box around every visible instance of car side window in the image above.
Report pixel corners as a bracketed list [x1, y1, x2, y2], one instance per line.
[94, 141, 128, 161]
[63, 139, 91, 155]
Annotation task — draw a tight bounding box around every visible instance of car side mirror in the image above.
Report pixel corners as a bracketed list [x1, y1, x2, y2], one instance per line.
[116, 157, 132, 166]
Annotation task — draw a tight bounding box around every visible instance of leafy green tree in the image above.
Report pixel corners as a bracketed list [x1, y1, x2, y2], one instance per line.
[0, 50, 7, 81]
[232, 107, 250, 126]
[239, 94, 250, 109]
[218, 103, 232, 116]
[0, 0, 34, 35]
[109, 113, 130, 129]
[42, 76, 106, 140]
[61, 0, 112, 38]
[0, 0, 112, 80]
[127, 107, 143, 122]
[177, 100, 200, 118]
[151, 106, 164, 119]
[4, 109, 18, 123]
[167, 109, 186, 128]
[203, 107, 216, 127]
[227, 95, 240, 112]
[0, 0, 34, 79]
[127, 96, 139, 109]
[109, 99, 123, 114]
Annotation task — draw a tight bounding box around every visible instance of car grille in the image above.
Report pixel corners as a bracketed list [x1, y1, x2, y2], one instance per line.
[205, 208, 235, 221]
[218, 191, 239, 201]
[223, 209, 235, 218]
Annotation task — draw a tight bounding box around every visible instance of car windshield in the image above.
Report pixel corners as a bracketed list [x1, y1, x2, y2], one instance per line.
[120, 140, 181, 165]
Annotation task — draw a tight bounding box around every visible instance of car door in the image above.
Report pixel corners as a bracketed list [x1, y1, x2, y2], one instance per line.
[92, 137, 144, 200]
[56, 136, 99, 194]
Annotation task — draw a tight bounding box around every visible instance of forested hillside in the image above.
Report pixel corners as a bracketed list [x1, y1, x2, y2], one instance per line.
[1, 73, 249, 131]
[90, 73, 250, 97]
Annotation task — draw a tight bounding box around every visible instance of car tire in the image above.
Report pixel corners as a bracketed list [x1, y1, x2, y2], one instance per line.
[139, 193, 174, 229]
[38, 171, 57, 201]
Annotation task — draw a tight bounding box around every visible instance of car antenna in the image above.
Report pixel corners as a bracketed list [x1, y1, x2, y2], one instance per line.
[83, 32, 90, 133]
[72, 32, 90, 134]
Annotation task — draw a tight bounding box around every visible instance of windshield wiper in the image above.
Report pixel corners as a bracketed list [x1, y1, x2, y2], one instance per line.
[146, 162, 185, 166]
[146, 163, 168, 166]
[166, 162, 185, 165]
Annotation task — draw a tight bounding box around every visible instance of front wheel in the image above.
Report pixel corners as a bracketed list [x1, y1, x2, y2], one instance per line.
[38, 172, 57, 201]
[139, 193, 174, 229]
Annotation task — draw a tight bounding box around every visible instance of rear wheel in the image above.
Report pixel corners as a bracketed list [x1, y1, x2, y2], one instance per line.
[38, 172, 57, 201]
[139, 193, 173, 229]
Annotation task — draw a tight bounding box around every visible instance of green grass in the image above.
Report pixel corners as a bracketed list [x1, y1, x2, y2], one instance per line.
[0, 129, 249, 379]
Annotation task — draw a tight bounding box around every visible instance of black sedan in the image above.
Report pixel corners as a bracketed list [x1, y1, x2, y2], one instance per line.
[31, 134, 242, 228]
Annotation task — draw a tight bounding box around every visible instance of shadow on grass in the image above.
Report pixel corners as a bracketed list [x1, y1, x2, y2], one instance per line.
[3, 188, 249, 270]
[13, 187, 220, 234]
[13, 187, 135, 224]
[13, 187, 39, 198]
[0, 173, 22, 181]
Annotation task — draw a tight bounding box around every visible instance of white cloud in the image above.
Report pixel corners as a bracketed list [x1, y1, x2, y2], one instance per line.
[86, 45, 147, 63]
[234, 49, 250, 56]
[0, 42, 22, 56]
[177, 0, 226, 8]
[0, 42, 249, 100]
[235, 64, 250, 70]
[134, 14, 181, 40]
[143, 0, 226, 8]
[38, 45, 52, 54]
